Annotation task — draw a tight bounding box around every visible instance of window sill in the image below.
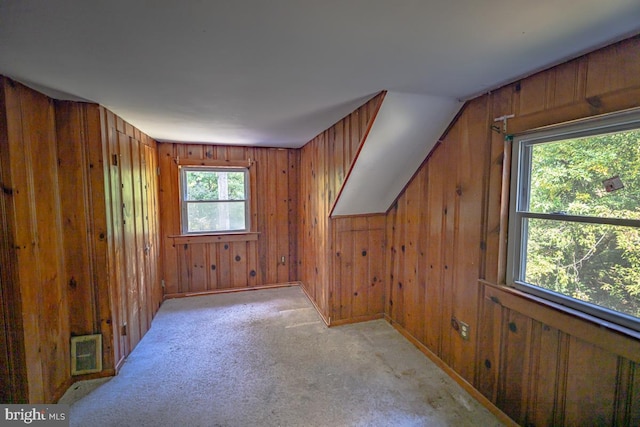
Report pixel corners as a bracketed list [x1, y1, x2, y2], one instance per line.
[168, 232, 259, 245]
[479, 280, 640, 363]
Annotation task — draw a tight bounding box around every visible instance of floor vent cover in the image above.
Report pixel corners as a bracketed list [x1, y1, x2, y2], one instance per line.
[71, 334, 102, 375]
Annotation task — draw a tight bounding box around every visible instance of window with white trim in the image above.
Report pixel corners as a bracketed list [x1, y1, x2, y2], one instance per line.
[507, 109, 640, 332]
[180, 167, 249, 233]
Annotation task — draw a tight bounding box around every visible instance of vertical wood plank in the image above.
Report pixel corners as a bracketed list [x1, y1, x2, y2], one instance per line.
[55, 102, 95, 336]
[206, 243, 219, 290]
[393, 195, 407, 329]
[158, 143, 179, 294]
[550, 60, 579, 108]
[626, 361, 640, 426]
[3, 81, 70, 402]
[118, 132, 140, 351]
[563, 337, 618, 426]
[287, 150, 299, 281]
[0, 80, 28, 403]
[413, 168, 429, 345]
[246, 241, 259, 287]
[218, 242, 232, 287]
[585, 36, 640, 98]
[497, 310, 531, 424]
[525, 322, 561, 427]
[367, 216, 386, 316]
[337, 218, 353, 320]
[351, 229, 369, 318]
[475, 292, 503, 404]
[275, 150, 289, 283]
[104, 109, 127, 365]
[131, 137, 146, 343]
[425, 151, 444, 355]
[518, 72, 548, 116]
[231, 241, 248, 288]
[4, 81, 45, 401]
[403, 169, 421, 338]
[440, 131, 458, 366]
[190, 244, 207, 292]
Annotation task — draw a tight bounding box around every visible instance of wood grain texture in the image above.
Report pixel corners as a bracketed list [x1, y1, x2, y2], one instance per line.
[0, 78, 29, 403]
[0, 79, 69, 402]
[55, 101, 119, 377]
[158, 144, 297, 295]
[331, 215, 385, 323]
[384, 35, 640, 426]
[100, 108, 162, 370]
[0, 81, 162, 403]
[297, 93, 384, 322]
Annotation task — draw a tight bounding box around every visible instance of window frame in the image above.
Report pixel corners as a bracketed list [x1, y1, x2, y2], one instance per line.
[506, 108, 640, 332]
[179, 166, 250, 235]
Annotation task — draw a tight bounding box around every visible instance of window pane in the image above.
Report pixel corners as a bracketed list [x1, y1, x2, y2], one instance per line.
[225, 171, 246, 200]
[185, 170, 246, 201]
[528, 128, 640, 220]
[187, 202, 246, 232]
[185, 171, 218, 201]
[523, 217, 640, 319]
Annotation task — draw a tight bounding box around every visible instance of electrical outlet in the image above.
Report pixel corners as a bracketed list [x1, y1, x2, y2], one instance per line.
[459, 320, 470, 340]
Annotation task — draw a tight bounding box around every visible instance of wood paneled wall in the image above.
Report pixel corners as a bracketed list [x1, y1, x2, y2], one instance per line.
[99, 107, 162, 369]
[55, 101, 120, 377]
[0, 78, 162, 403]
[297, 93, 384, 322]
[331, 215, 386, 324]
[158, 144, 298, 296]
[0, 80, 27, 404]
[385, 35, 640, 426]
[0, 78, 68, 403]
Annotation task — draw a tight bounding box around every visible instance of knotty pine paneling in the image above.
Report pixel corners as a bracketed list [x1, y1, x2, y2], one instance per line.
[386, 97, 490, 380]
[100, 107, 162, 368]
[331, 215, 385, 324]
[297, 93, 384, 322]
[480, 283, 640, 426]
[0, 78, 69, 403]
[0, 79, 163, 403]
[55, 101, 118, 377]
[385, 35, 640, 426]
[158, 143, 298, 296]
[0, 78, 28, 403]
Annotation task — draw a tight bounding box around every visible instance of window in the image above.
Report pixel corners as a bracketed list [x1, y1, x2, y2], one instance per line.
[180, 167, 249, 234]
[507, 109, 640, 332]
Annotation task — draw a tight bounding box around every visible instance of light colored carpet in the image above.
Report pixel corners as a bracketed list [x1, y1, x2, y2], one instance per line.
[67, 286, 504, 426]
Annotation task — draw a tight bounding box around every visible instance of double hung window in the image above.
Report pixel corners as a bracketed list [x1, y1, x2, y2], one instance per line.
[507, 110, 640, 332]
[180, 167, 249, 234]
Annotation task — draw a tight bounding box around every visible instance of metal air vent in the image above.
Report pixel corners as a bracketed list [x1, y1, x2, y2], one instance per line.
[71, 334, 102, 375]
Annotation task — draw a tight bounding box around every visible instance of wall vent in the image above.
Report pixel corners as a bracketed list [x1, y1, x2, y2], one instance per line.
[71, 334, 102, 375]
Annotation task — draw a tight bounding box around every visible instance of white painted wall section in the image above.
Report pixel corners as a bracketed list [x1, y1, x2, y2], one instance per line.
[331, 92, 462, 216]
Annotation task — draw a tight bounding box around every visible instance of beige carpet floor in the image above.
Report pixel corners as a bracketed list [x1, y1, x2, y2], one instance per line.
[64, 286, 504, 426]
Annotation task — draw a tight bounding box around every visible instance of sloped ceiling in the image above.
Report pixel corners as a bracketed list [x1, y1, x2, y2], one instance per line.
[0, 1, 639, 148]
[332, 92, 462, 216]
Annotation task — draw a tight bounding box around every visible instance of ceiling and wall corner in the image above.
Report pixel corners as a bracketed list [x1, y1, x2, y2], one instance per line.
[0, 1, 638, 213]
[0, 1, 638, 148]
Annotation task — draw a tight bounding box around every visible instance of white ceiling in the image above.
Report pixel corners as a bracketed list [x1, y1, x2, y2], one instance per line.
[0, 1, 639, 148]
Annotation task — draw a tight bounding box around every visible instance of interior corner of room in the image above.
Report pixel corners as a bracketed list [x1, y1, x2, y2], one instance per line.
[1, 6, 639, 426]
